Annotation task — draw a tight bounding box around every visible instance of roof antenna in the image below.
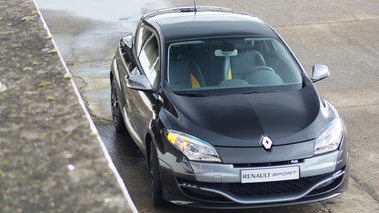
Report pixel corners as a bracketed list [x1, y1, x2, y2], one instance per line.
[194, 0, 197, 13]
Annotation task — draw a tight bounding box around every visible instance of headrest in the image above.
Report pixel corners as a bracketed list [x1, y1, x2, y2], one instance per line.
[234, 40, 254, 50]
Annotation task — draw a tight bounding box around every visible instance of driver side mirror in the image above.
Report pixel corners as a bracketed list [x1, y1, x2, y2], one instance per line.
[126, 75, 153, 92]
[311, 65, 330, 83]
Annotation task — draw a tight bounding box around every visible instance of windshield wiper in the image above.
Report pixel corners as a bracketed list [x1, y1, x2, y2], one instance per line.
[174, 91, 208, 97]
[243, 90, 277, 94]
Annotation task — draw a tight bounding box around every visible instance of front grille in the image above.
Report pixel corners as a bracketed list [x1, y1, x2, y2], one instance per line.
[179, 174, 334, 202]
[223, 175, 323, 196]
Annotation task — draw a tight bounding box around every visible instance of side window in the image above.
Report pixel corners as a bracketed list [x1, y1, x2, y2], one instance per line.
[138, 31, 160, 86]
[135, 27, 151, 56]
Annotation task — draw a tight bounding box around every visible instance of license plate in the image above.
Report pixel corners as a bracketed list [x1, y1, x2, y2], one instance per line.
[241, 166, 300, 183]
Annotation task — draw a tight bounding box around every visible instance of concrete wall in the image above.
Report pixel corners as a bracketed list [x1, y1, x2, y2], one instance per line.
[0, 0, 136, 212]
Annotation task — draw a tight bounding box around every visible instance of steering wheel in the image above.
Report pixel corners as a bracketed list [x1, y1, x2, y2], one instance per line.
[242, 66, 275, 80]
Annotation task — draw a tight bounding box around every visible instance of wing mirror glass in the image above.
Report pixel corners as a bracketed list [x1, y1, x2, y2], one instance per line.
[126, 75, 153, 91]
[311, 65, 330, 83]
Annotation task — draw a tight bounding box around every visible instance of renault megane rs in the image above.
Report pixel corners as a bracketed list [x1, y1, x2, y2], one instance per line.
[110, 6, 349, 209]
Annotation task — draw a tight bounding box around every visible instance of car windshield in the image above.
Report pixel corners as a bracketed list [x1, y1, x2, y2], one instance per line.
[167, 37, 303, 95]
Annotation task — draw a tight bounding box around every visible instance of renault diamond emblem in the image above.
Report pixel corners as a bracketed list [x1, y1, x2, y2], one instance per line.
[261, 136, 273, 150]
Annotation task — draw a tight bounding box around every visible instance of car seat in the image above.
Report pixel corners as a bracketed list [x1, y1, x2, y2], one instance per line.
[169, 59, 205, 90]
[228, 40, 267, 79]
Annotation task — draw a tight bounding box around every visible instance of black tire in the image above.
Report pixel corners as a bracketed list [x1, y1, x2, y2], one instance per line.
[111, 78, 126, 133]
[150, 144, 166, 206]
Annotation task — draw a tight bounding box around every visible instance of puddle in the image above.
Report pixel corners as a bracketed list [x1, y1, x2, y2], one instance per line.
[36, 0, 170, 22]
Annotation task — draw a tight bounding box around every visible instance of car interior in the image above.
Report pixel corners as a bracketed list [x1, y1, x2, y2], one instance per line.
[168, 38, 302, 92]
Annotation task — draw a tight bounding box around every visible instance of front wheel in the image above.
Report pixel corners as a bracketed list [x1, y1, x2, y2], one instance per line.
[111, 78, 126, 132]
[150, 144, 166, 206]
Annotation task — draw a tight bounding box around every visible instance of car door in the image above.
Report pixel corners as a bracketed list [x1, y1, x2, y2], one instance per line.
[125, 26, 160, 149]
[115, 34, 135, 109]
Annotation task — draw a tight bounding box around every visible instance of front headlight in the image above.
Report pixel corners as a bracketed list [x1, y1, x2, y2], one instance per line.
[314, 117, 344, 155]
[166, 129, 221, 162]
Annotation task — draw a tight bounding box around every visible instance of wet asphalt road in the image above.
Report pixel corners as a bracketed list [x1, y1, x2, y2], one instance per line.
[36, 0, 379, 212]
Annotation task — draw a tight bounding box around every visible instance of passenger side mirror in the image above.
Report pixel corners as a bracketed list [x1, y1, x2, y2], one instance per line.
[126, 75, 153, 92]
[311, 65, 330, 83]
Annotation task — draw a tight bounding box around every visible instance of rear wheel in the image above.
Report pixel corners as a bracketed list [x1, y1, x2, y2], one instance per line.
[150, 144, 166, 206]
[111, 78, 126, 132]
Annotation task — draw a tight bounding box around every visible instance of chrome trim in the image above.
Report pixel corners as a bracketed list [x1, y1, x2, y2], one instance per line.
[190, 151, 339, 183]
[261, 136, 273, 150]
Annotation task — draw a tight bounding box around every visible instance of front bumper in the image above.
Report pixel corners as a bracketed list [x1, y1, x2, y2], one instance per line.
[158, 148, 349, 208]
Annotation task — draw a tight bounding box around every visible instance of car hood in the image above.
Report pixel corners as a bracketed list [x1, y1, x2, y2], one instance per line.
[163, 84, 333, 147]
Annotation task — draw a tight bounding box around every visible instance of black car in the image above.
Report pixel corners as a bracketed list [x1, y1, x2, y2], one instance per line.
[110, 6, 349, 209]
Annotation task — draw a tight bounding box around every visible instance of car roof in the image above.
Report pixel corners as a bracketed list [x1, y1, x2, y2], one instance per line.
[142, 7, 278, 42]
